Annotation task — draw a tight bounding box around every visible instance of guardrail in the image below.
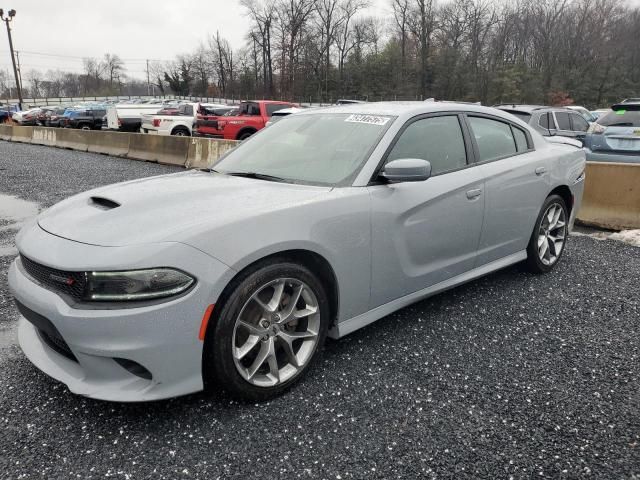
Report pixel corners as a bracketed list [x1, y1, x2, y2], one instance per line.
[576, 162, 640, 230]
[0, 124, 236, 170]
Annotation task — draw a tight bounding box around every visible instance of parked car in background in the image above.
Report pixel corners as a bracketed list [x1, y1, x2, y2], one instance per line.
[264, 107, 305, 127]
[621, 98, 640, 104]
[218, 100, 297, 140]
[590, 109, 609, 120]
[12, 108, 41, 126]
[567, 106, 597, 123]
[61, 108, 107, 130]
[0, 104, 19, 123]
[38, 107, 66, 127]
[106, 101, 165, 132]
[193, 105, 236, 138]
[8, 102, 585, 401]
[140, 103, 226, 136]
[494, 105, 590, 141]
[583, 103, 640, 163]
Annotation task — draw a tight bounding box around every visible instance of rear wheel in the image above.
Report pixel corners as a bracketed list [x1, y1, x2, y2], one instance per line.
[204, 261, 330, 401]
[237, 130, 256, 141]
[172, 127, 190, 136]
[80, 124, 91, 131]
[526, 194, 568, 273]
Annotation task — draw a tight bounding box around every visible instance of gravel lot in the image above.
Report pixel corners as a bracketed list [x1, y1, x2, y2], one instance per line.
[0, 141, 638, 479]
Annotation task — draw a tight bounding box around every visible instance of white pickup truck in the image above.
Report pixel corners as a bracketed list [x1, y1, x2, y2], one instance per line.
[106, 103, 165, 132]
[140, 103, 226, 136]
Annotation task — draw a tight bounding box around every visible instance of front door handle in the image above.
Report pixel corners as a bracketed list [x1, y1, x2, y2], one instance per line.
[466, 189, 482, 200]
[535, 167, 547, 176]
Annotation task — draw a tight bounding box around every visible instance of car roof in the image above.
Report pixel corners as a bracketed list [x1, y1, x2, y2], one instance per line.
[296, 101, 532, 122]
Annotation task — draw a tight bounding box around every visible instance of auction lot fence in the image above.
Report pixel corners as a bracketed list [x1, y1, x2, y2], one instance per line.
[0, 125, 236, 170]
[1, 95, 333, 108]
[0, 125, 638, 230]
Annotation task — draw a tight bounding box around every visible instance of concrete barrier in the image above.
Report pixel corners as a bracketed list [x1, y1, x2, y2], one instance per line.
[0, 124, 12, 141]
[577, 162, 640, 230]
[11, 126, 33, 143]
[127, 133, 189, 165]
[185, 137, 237, 169]
[54, 128, 89, 152]
[86, 130, 130, 157]
[31, 127, 57, 147]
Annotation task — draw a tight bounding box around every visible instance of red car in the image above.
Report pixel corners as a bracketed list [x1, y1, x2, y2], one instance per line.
[193, 106, 237, 138]
[217, 100, 297, 140]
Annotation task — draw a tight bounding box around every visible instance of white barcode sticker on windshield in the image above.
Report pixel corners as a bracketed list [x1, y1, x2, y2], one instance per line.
[345, 114, 391, 126]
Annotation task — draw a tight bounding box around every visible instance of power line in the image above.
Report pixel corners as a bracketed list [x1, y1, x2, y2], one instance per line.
[0, 49, 166, 63]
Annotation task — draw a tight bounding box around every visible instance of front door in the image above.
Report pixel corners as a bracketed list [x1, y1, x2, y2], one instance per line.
[369, 114, 485, 309]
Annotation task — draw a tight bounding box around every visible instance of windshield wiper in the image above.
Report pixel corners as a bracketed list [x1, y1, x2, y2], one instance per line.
[223, 171, 288, 183]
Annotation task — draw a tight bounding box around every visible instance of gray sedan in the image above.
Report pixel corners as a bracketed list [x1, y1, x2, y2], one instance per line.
[9, 102, 586, 401]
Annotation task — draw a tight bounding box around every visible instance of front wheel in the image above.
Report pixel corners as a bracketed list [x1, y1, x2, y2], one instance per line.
[526, 194, 568, 273]
[204, 261, 330, 401]
[172, 128, 190, 136]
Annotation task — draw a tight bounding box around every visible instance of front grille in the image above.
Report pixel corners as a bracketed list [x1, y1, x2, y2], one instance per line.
[20, 256, 87, 300]
[38, 328, 78, 362]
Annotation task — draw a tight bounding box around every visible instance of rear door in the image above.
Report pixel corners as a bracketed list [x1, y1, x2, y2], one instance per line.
[368, 113, 485, 308]
[467, 114, 550, 266]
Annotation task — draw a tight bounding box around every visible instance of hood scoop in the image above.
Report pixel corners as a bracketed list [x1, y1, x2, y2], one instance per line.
[90, 196, 120, 210]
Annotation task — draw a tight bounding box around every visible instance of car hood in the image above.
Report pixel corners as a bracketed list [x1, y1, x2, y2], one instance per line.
[38, 171, 331, 247]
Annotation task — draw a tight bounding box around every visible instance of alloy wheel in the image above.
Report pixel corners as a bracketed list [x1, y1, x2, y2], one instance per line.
[537, 203, 567, 266]
[232, 278, 321, 387]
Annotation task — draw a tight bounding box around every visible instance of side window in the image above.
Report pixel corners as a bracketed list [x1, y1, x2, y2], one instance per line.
[539, 112, 554, 130]
[512, 126, 529, 152]
[183, 105, 194, 116]
[570, 113, 589, 132]
[468, 116, 517, 162]
[387, 115, 467, 175]
[555, 112, 571, 131]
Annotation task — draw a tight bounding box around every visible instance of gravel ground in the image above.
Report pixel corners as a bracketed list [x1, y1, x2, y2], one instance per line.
[0, 141, 639, 479]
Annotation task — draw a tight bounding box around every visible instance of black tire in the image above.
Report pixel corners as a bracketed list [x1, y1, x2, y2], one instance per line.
[526, 194, 569, 273]
[80, 124, 91, 131]
[172, 127, 190, 137]
[237, 130, 256, 141]
[203, 260, 330, 401]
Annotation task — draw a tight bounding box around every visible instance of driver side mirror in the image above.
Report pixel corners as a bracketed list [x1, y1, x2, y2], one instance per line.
[380, 159, 432, 183]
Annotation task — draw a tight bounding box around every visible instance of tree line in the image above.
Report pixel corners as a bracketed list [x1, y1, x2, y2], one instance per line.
[3, 0, 639, 108]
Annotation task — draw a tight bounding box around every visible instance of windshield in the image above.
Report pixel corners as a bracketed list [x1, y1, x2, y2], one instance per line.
[597, 109, 640, 127]
[215, 113, 394, 186]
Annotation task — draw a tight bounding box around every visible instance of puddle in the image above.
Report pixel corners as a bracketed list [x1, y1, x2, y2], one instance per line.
[0, 193, 39, 224]
[0, 194, 39, 256]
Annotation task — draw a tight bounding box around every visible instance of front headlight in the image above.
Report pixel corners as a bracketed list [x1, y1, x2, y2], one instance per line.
[86, 268, 195, 301]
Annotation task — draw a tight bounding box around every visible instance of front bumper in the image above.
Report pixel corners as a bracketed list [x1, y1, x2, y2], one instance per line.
[8, 224, 235, 402]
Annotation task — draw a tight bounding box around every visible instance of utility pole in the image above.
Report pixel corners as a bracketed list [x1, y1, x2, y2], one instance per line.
[15, 49, 22, 92]
[146, 59, 151, 97]
[0, 8, 23, 108]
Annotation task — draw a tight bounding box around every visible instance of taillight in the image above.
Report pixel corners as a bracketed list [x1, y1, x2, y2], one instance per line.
[152, 119, 161, 127]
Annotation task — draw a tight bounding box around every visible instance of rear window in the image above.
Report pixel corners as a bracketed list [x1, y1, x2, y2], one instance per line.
[597, 109, 640, 127]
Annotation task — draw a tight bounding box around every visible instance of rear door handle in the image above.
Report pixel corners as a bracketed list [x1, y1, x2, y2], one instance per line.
[466, 189, 482, 199]
[535, 167, 547, 176]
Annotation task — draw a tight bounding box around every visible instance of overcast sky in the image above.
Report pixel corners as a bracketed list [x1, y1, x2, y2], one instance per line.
[1, 0, 639, 81]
